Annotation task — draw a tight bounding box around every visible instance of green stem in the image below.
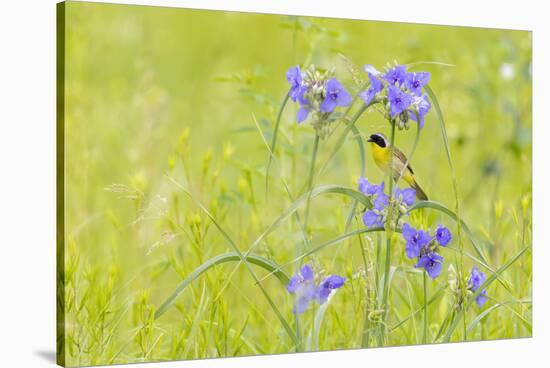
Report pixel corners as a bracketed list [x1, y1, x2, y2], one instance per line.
[266, 91, 290, 198]
[462, 306, 467, 341]
[359, 233, 370, 348]
[314, 104, 368, 183]
[380, 120, 396, 344]
[303, 134, 320, 244]
[425, 86, 467, 320]
[423, 271, 428, 344]
[295, 314, 302, 352]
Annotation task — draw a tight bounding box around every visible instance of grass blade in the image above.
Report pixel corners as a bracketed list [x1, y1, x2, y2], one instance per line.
[155, 252, 290, 319]
[405, 200, 489, 264]
[422, 271, 428, 344]
[390, 283, 446, 333]
[315, 104, 368, 180]
[306, 291, 339, 351]
[182, 285, 208, 358]
[258, 227, 386, 283]
[466, 299, 532, 334]
[265, 91, 290, 196]
[344, 123, 366, 229]
[303, 134, 321, 244]
[248, 185, 372, 257]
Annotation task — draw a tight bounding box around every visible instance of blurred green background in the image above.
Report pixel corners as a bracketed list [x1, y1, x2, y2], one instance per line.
[61, 1, 531, 366]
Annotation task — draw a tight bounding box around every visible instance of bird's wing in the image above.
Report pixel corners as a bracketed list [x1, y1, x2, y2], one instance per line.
[392, 147, 414, 174]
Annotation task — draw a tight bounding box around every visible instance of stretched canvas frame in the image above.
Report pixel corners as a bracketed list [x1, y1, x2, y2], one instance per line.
[57, 1, 532, 366]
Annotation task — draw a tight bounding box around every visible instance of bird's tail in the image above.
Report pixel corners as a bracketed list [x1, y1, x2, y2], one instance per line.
[411, 179, 428, 201]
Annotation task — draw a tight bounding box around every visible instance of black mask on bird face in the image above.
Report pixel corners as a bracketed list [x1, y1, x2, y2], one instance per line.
[367, 133, 387, 148]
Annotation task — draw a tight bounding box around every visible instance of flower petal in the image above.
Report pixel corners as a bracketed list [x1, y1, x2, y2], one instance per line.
[317, 287, 331, 305]
[286, 275, 301, 293]
[336, 88, 352, 107]
[322, 275, 346, 290]
[296, 106, 310, 123]
[476, 290, 488, 307]
[300, 265, 314, 281]
[402, 223, 416, 242]
[363, 210, 382, 228]
[406, 241, 421, 259]
[436, 225, 452, 246]
[359, 90, 374, 106]
[320, 96, 338, 113]
[293, 295, 311, 314]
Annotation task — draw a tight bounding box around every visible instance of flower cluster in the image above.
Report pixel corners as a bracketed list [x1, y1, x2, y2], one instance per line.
[468, 267, 488, 307]
[286, 265, 346, 314]
[358, 63, 432, 129]
[286, 65, 352, 138]
[358, 177, 416, 228]
[402, 223, 452, 279]
[448, 265, 489, 310]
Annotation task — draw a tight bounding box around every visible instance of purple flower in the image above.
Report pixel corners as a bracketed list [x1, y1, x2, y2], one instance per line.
[296, 90, 311, 124]
[286, 66, 304, 102]
[405, 71, 430, 96]
[359, 73, 384, 106]
[415, 252, 443, 279]
[388, 85, 414, 118]
[317, 275, 346, 304]
[363, 210, 384, 228]
[435, 225, 452, 247]
[394, 187, 416, 207]
[409, 94, 431, 128]
[287, 265, 318, 314]
[287, 266, 346, 313]
[468, 267, 488, 307]
[296, 105, 311, 124]
[468, 267, 486, 290]
[358, 177, 385, 196]
[373, 192, 389, 211]
[320, 78, 352, 113]
[383, 65, 408, 86]
[474, 291, 488, 308]
[402, 223, 433, 259]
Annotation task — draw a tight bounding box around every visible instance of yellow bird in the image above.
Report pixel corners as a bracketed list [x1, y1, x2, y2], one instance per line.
[367, 132, 428, 200]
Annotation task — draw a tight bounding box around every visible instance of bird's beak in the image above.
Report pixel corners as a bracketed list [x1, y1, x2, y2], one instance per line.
[367, 137, 374, 143]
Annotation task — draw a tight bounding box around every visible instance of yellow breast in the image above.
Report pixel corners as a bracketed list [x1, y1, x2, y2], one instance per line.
[371, 144, 392, 174]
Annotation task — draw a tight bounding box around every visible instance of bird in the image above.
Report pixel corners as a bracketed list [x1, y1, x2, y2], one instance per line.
[367, 132, 428, 200]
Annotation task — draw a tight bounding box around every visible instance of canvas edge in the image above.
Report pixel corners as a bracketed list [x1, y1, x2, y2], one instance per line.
[56, 1, 67, 367]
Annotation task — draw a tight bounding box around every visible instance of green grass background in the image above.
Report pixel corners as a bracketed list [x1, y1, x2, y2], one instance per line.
[60, 1, 532, 366]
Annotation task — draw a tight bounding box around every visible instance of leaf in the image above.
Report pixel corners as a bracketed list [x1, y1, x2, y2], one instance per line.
[155, 252, 290, 319]
[247, 185, 372, 259]
[259, 227, 385, 284]
[405, 200, 489, 264]
[306, 291, 339, 351]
